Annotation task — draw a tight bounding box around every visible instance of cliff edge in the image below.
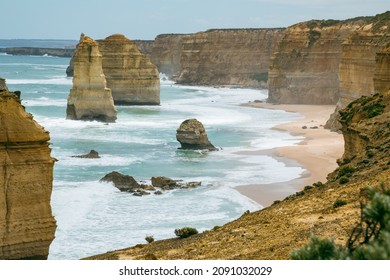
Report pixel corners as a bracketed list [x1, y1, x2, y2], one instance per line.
[0, 87, 56, 259]
[325, 12, 390, 130]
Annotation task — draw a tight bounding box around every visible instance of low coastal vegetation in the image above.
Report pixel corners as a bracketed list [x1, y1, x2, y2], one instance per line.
[174, 227, 199, 239]
[291, 184, 390, 260]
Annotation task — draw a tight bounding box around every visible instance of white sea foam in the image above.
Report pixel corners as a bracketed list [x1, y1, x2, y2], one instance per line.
[49, 180, 260, 259]
[6, 77, 72, 85]
[22, 98, 67, 107]
[56, 154, 142, 167]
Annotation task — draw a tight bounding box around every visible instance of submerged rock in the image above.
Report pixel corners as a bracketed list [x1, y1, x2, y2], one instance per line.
[100, 171, 140, 192]
[72, 149, 100, 159]
[102, 172, 202, 196]
[176, 119, 218, 151]
[151, 176, 179, 188]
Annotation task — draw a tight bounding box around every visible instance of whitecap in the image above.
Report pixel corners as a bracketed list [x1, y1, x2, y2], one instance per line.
[6, 77, 72, 85]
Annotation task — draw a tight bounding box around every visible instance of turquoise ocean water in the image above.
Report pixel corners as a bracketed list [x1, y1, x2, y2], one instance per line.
[0, 53, 304, 259]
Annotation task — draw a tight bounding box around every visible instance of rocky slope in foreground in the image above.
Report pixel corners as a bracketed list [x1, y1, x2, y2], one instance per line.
[86, 45, 390, 260]
[1, 85, 56, 259]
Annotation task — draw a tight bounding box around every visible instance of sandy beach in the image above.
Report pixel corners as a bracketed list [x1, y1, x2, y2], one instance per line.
[237, 102, 344, 208]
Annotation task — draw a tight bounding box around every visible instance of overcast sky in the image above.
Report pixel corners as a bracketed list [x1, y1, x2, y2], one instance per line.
[1, 0, 388, 40]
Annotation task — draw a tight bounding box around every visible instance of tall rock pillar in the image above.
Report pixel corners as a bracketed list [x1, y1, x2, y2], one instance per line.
[99, 34, 160, 105]
[0, 89, 56, 259]
[67, 36, 117, 122]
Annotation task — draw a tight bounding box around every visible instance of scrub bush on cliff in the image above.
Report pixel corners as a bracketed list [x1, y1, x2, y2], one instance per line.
[291, 183, 390, 260]
[174, 227, 198, 238]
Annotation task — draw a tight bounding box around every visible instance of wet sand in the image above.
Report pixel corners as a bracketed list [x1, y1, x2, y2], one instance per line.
[236, 102, 344, 208]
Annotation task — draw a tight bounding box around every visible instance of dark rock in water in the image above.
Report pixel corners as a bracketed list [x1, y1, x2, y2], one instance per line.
[101, 172, 202, 196]
[100, 171, 140, 192]
[141, 184, 156, 191]
[176, 119, 218, 151]
[151, 176, 179, 188]
[183, 181, 202, 188]
[72, 150, 101, 159]
[137, 189, 151, 196]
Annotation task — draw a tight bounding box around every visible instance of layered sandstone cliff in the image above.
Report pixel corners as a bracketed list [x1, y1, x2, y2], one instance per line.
[374, 45, 390, 93]
[0, 89, 56, 259]
[151, 34, 185, 79]
[66, 40, 155, 77]
[176, 29, 284, 88]
[66, 36, 117, 122]
[326, 12, 390, 130]
[0, 77, 8, 91]
[268, 18, 369, 105]
[99, 34, 160, 105]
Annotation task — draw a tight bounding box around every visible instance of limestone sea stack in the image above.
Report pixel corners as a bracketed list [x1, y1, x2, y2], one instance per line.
[66, 36, 117, 122]
[99, 34, 160, 105]
[0, 89, 56, 259]
[0, 77, 8, 91]
[176, 119, 217, 151]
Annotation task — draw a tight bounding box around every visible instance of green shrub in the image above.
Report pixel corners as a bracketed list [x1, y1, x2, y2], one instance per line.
[333, 199, 347, 209]
[145, 235, 154, 243]
[338, 166, 355, 178]
[174, 227, 198, 238]
[313, 182, 323, 188]
[291, 235, 345, 260]
[272, 200, 281, 205]
[339, 177, 349, 184]
[304, 185, 314, 191]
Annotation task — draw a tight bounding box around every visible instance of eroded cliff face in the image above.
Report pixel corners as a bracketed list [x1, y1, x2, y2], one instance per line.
[374, 45, 390, 93]
[66, 36, 117, 122]
[176, 29, 284, 88]
[268, 19, 369, 105]
[0, 90, 56, 259]
[151, 34, 184, 79]
[324, 12, 390, 130]
[99, 34, 160, 105]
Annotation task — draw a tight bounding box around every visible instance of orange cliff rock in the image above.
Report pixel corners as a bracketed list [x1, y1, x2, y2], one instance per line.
[66, 36, 117, 122]
[151, 34, 185, 79]
[176, 29, 284, 88]
[268, 18, 367, 105]
[99, 34, 160, 105]
[325, 12, 390, 131]
[0, 89, 56, 259]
